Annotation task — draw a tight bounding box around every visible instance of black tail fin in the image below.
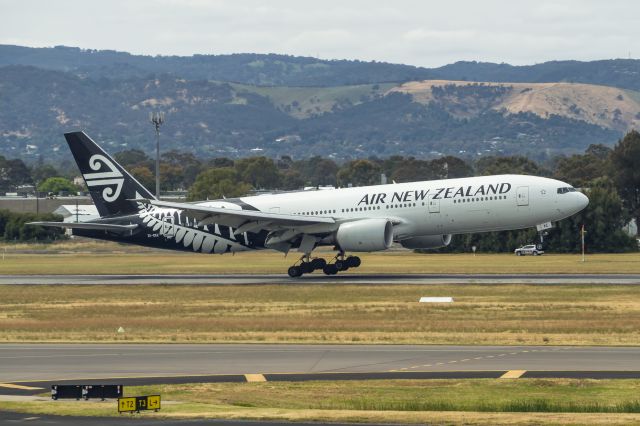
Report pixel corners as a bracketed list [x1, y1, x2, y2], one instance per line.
[64, 131, 155, 217]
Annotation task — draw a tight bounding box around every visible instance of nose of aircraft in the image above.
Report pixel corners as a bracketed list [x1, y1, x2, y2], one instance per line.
[576, 191, 589, 212]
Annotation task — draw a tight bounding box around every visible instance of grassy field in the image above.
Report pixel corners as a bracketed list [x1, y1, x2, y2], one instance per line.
[3, 379, 640, 424]
[2, 283, 640, 344]
[1, 240, 639, 274]
[229, 82, 396, 119]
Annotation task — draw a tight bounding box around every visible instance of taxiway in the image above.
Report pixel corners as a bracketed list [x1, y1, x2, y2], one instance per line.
[1, 344, 638, 392]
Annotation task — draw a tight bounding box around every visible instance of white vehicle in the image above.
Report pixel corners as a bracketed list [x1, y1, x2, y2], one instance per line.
[514, 244, 544, 256]
[31, 132, 589, 277]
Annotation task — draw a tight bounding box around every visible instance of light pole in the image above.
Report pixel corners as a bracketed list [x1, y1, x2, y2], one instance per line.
[149, 111, 165, 198]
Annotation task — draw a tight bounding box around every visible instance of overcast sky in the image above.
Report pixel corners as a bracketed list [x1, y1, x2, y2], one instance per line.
[0, 0, 638, 67]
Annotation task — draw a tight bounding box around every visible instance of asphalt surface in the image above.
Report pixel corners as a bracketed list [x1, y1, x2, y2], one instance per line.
[0, 411, 377, 426]
[2, 344, 640, 393]
[2, 273, 640, 285]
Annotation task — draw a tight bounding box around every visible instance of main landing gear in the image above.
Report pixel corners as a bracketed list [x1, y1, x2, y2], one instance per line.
[287, 252, 361, 277]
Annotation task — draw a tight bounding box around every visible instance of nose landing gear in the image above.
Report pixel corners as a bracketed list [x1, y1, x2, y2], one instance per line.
[287, 253, 362, 277]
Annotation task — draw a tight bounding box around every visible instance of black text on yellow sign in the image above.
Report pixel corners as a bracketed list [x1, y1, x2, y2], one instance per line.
[118, 395, 161, 413]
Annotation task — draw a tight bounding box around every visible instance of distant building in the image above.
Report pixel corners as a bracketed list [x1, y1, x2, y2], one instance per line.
[275, 134, 301, 143]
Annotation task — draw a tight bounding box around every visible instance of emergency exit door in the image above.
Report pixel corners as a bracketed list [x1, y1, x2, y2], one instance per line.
[162, 215, 176, 236]
[517, 186, 529, 206]
[428, 196, 440, 213]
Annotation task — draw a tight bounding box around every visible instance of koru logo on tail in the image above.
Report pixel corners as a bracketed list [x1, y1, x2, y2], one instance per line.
[83, 154, 124, 202]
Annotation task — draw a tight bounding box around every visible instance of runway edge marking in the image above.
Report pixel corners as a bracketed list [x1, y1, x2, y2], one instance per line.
[0, 383, 44, 391]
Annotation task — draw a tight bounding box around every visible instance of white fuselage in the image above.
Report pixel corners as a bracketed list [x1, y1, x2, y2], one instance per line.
[196, 174, 588, 247]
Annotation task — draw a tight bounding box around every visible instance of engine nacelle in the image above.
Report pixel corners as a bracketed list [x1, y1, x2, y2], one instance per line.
[336, 219, 393, 252]
[400, 234, 452, 250]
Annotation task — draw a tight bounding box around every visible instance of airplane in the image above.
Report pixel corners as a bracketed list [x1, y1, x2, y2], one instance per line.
[30, 132, 589, 277]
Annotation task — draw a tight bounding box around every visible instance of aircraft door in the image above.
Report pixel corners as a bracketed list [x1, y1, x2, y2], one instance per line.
[517, 186, 529, 206]
[162, 214, 176, 237]
[428, 196, 440, 213]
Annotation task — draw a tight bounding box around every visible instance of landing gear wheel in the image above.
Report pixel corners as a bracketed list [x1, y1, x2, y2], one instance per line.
[323, 264, 339, 275]
[311, 258, 327, 270]
[288, 266, 303, 278]
[346, 256, 361, 268]
[334, 260, 349, 271]
[300, 262, 314, 273]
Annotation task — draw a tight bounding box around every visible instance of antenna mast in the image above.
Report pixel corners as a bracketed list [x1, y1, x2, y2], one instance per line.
[149, 111, 165, 198]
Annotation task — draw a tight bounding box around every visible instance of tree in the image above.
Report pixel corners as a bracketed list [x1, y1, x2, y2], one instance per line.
[207, 157, 235, 168]
[292, 157, 338, 186]
[431, 156, 474, 179]
[546, 178, 636, 252]
[611, 130, 640, 236]
[390, 158, 434, 182]
[553, 152, 609, 188]
[162, 150, 203, 188]
[0, 210, 65, 242]
[585, 144, 612, 160]
[235, 157, 281, 189]
[159, 163, 186, 191]
[337, 160, 382, 187]
[188, 168, 252, 201]
[129, 166, 155, 191]
[114, 149, 151, 167]
[31, 164, 60, 185]
[37, 177, 79, 194]
[280, 169, 305, 190]
[475, 156, 546, 176]
[0, 157, 32, 191]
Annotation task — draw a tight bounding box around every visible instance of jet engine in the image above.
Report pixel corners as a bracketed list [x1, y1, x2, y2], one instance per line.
[336, 219, 393, 252]
[400, 234, 452, 249]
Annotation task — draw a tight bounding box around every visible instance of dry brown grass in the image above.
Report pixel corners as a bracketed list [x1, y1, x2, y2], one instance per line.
[2, 284, 640, 344]
[391, 80, 640, 132]
[1, 248, 639, 274]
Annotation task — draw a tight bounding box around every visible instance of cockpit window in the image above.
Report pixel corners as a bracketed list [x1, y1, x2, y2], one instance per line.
[557, 187, 576, 194]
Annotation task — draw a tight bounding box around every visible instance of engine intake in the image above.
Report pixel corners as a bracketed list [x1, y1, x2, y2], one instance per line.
[336, 219, 393, 252]
[400, 234, 452, 249]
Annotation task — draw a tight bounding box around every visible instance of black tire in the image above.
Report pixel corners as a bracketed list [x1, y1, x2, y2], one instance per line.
[300, 262, 313, 273]
[323, 264, 339, 275]
[311, 258, 327, 270]
[347, 256, 361, 268]
[288, 266, 302, 278]
[335, 260, 349, 271]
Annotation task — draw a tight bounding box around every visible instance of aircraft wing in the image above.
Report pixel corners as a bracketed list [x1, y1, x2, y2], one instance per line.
[28, 222, 138, 232]
[137, 199, 336, 234]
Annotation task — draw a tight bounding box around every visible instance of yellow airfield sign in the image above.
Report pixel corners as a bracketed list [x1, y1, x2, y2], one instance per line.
[118, 395, 161, 413]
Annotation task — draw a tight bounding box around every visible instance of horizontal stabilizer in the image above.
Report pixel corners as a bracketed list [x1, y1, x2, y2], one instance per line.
[28, 222, 138, 232]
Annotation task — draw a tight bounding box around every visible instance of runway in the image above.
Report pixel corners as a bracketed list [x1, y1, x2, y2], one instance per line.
[1, 273, 640, 285]
[2, 344, 639, 394]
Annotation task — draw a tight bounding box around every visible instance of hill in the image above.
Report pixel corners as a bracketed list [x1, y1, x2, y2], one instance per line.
[0, 65, 625, 162]
[2, 45, 640, 90]
[431, 60, 640, 92]
[0, 45, 435, 86]
[390, 80, 640, 132]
